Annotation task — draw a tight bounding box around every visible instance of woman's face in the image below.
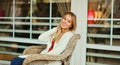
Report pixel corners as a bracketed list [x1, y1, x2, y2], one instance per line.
[60, 14, 72, 30]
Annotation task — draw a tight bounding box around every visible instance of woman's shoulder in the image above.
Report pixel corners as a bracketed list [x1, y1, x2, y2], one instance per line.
[66, 31, 74, 34]
[64, 31, 74, 36]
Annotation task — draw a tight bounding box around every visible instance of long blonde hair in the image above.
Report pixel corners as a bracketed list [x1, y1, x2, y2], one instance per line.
[52, 12, 77, 43]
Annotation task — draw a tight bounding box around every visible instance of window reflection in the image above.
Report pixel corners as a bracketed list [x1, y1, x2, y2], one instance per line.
[0, 0, 71, 38]
[87, 0, 120, 65]
[114, 0, 120, 18]
[87, 49, 120, 65]
[88, 0, 112, 45]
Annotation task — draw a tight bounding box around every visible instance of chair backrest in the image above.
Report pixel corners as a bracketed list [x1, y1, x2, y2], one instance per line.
[60, 34, 80, 65]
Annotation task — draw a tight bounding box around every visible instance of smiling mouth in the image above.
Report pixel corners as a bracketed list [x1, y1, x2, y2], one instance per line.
[61, 24, 66, 26]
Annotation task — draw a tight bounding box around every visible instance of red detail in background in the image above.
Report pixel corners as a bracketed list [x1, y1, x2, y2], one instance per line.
[0, 10, 4, 17]
[88, 9, 95, 24]
[0, 10, 4, 21]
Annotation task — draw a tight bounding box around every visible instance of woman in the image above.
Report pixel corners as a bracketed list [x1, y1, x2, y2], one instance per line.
[10, 12, 77, 65]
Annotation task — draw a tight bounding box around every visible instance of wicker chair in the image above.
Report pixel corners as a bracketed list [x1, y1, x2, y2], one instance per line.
[22, 34, 80, 65]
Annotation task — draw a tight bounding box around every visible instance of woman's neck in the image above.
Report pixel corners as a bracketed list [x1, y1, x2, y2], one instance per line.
[61, 28, 69, 33]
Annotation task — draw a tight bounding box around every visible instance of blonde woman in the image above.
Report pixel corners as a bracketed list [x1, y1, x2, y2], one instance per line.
[10, 12, 77, 65]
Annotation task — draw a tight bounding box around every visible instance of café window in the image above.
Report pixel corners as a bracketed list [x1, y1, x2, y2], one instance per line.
[87, 0, 120, 65]
[0, 0, 71, 39]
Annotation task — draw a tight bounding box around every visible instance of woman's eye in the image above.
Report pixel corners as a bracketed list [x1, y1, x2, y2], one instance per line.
[67, 20, 71, 23]
[63, 18, 66, 20]
[63, 17, 71, 23]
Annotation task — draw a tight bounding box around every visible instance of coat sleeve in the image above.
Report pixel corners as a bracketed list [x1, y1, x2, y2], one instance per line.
[38, 27, 57, 41]
[47, 32, 73, 55]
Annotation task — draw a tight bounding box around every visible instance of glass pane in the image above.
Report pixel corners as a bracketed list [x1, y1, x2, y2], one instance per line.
[32, 19, 49, 39]
[15, 0, 30, 17]
[113, 21, 120, 46]
[0, 19, 12, 37]
[32, 0, 49, 17]
[88, 0, 111, 24]
[15, 19, 30, 30]
[0, 0, 13, 17]
[113, 0, 120, 18]
[86, 49, 120, 65]
[15, 19, 30, 38]
[52, 0, 71, 17]
[87, 20, 111, 44]
[113, 21, 120, 35]
[15, 32, 30, 38]
[32, 19, 49, 31]
[52, 3, 60, 17]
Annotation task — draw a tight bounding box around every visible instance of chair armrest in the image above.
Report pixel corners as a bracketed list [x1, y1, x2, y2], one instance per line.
[23, 45, 46, 55]
[23, 54, 65, 65]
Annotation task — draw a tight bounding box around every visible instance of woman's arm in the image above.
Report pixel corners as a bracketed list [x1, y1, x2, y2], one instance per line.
[38, 27, 57, 41]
